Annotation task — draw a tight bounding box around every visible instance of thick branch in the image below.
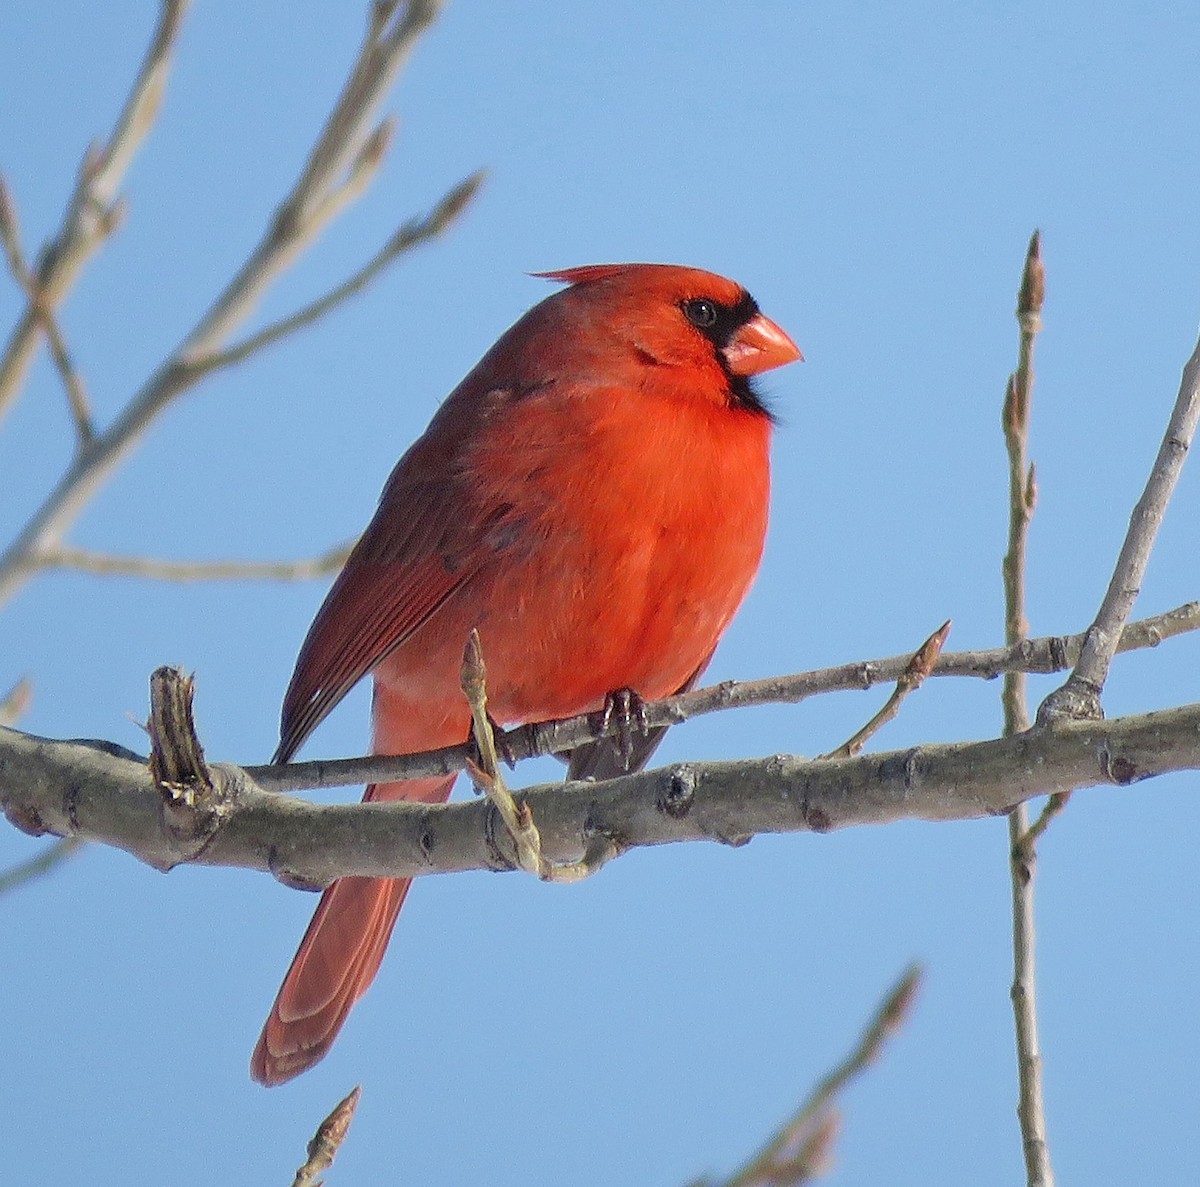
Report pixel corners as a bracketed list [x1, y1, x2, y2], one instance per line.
[1, 703, 1196, 886]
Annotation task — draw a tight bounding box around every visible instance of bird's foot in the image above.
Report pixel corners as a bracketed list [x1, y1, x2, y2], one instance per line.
[599, 687, 650, 771]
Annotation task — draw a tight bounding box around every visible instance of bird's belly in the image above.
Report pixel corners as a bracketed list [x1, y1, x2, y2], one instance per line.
[372, 506, 764, 738]
[376, 400, 771, 734]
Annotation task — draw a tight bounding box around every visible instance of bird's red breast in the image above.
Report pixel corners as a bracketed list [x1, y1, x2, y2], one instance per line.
[252, 263, 801, 1085]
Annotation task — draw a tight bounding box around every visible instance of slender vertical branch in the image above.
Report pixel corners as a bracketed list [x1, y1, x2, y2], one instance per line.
[1000, 231, 1055, 1187]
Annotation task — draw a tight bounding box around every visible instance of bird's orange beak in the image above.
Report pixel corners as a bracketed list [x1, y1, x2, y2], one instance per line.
[722, 313, 803, 376]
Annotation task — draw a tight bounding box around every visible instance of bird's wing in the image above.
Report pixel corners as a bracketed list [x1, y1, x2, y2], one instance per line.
[274, 469, 480, 764]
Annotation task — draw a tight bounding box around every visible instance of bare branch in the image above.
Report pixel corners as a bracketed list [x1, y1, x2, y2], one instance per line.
[461, 629, 546, 876]
[177, 0, 448, 360]
[1020, 792, 1072, 851]
[0, 177, 96, 444]
[291, 1086, 361, 1187]
[712, 966, 921, 1187]
[1000, 230, 1055, 1187]
[1002, 230, 1042, 738]
[0, 0, 188, 424]
[281, 1, 442, 238]
[0, 676, 32, 726]
[822, 621, 949, 759]
[1039, 329, 1200, 724]
[0, 1, 475, 614]
[2, 701, 1197, 886]
[37, 541, 354, 584]
[0, 837, 84, 897]
[245, 603, 1200, 796]
[191, 169, 484, 378]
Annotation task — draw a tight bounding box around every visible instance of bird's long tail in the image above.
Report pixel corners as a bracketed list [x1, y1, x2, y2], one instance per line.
[251, 766, 454, 1085]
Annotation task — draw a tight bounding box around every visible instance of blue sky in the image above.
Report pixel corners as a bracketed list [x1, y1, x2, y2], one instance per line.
[2, 2, 1198, 1183]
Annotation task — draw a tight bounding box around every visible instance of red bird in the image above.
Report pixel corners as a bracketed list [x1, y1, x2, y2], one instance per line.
[251, 263, 801, 1085]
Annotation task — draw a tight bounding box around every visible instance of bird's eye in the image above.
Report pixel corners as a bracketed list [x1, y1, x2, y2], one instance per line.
[682, 298, 719, 328]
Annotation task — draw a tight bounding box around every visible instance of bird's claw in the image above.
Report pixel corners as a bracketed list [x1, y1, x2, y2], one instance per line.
[599, 687, 649, 770]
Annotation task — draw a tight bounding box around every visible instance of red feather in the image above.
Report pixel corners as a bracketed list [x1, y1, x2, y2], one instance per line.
[252, 263, 801, 1084]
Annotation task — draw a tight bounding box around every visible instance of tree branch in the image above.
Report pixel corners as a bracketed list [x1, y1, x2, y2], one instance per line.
[291, 1086, 361, 1187]
[35, 541, 354, 584]
[1038, 329, 1200, 724]
[0, 836, 84, 896]
[0, 0, 188, 425]
[822, 620, 949, 759]
[0, 676, 32, 726]
[190, 170, 484, 379]
[0, 179, 96, 445]
[0, 0, 475, 613]
[2, 702, 1196, 887]
[1000, 231, 1055, 1187]
[709, 966, 921, 1187]
[230, 603, 1199, 795]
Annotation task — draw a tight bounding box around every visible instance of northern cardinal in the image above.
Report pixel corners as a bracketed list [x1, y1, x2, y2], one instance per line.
[251, 263, 801, 1085]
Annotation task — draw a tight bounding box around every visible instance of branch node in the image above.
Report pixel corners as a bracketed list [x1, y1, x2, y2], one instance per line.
[148, 667, 211, 795]
[1035, 676, 1104, 726]
[146, 667, 232, 858]
[657, 765, 697, 819]
[3, 800, 51, 839]
[1099, 748, 1139, 786]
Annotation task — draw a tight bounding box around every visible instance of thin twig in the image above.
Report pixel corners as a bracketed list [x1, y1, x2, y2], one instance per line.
[0, 0, 189, 424]
[247, 603, 1200, 794]
[0, 836, 85, 896]
[37, 540, 354, 583]
[822, 621, 950, 759]
[291, 1085, 361, 1187]
[176, 0, 447, 361]
[713, 967, 922, 1187]
[1038, 332, 1200, 725]
[0, 178, 96, 444]
[460, 629, 545, 876]
[0, 676, 33, 726]
[1000, 230, 1055, 1187]
[191, 170, 483, 378]
[1020, 793, 1072, 851]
